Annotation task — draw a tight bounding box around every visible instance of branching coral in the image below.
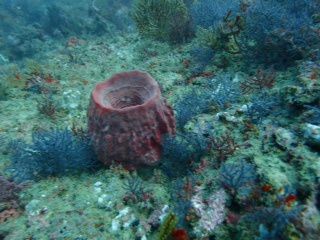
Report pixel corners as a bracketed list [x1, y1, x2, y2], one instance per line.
[242, 0, 319, 68]
[240, 68, 276, 94]
[219, 159, 257, 199]
[191, 0, 245, 53]
[9, 129, 99, 182]
[244, 206, 302, 240]
[247, 93, 281, 123]
[208, 73, 241, 110]
[161, 132, 208, 178]
[174, 87, 211, 128]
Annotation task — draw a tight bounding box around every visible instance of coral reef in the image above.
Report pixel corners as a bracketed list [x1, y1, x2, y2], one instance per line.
[0, 0, 319, 239]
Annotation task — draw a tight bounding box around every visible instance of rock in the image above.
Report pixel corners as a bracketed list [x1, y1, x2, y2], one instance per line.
[25, 199, 47, 216]
[216, 111, 242, 123]
[94, 181, 103, 187]
[274, 127, 298, 150]
[61, 89, 81, 110]
[110, 207, 137, 233]
[304, 123, 320, 149]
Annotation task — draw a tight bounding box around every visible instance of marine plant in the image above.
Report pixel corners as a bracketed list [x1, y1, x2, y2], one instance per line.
[37, 94, 58, 118]
[132, 0, 191, 43]
[157, 212, 178, 240]
[9, 129, 99, 182]
[122, 175, 151, 204]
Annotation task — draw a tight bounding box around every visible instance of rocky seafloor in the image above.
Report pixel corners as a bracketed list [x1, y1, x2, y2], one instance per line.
[0, 1, 320, 240]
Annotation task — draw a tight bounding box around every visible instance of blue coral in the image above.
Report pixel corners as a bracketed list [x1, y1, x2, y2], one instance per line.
[208, 73, 241, 110]
[174, 88, 211, 128]
[242, 0, 319, 68]
[161, 132, 208, 178]
[191, 0, 241, 29]
[9, 129, 99, 182]
[245, 206, 302, 240]
[189, 47, 215, 75]
[219, 159, 257, 198]
[246, 92, 280, 124]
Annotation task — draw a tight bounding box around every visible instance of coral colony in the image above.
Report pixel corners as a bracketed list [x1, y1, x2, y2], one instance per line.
[0, 0, 320, 239]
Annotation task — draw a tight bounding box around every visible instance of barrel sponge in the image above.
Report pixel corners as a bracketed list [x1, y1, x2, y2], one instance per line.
[88, 71, 176, 169]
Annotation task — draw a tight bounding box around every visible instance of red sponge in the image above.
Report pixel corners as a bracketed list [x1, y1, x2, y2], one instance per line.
[88, 71, 175, 169]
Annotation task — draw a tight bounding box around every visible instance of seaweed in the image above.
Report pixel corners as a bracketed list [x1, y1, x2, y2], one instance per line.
[157, 212, 178, 240]
[123, 175, 145, 198]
